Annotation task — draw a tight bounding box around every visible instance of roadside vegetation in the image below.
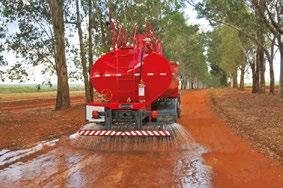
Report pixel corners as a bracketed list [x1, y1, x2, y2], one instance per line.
[0, 84, 84, 93]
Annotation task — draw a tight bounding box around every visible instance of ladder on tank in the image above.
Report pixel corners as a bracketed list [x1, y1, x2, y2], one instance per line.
[115, 54, 137, 103]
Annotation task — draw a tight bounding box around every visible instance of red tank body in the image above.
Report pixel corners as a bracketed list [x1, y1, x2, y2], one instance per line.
[90, 34, 179, 109]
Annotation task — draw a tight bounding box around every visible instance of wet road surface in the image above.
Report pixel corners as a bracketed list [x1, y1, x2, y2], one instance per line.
[0, 125, 212, 187]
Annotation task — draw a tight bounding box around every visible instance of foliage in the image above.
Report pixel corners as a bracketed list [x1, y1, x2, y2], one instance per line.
[1, 0, 55, 77]
[218, 26, 245, 74]
[206, 26, 245, 86]
[90, 0, 184, 55]
[161, 12, 210, 85]
[0, 0, 78, 83]
[0, 0, 213, 89]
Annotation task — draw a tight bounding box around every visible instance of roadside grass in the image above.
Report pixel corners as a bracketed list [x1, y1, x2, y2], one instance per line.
[245, 81, 279, 88]
[0, 84, 85, 101]
[0, 84, 84, 93]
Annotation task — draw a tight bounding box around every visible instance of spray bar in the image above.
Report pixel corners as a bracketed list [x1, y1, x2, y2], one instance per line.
[79, 130, 171, 137]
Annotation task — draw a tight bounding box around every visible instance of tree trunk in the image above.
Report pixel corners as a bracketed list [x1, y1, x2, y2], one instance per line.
[269, 59, 275, 95]
[189, 72, 193, 89]
[258, 45, 265, 93]
[76, 0, 91, 102]
[88, 0, 94, 101]
[239, 66, 245, 90]
[95, 5, 108, 51]
[232, 72, 238, 88]
[48, 0, 70, 110]
[251, 46, 261, 93]
[260, 60, 265, 93]
[259, 58, 265, 93]
[279, 5, 283, 98]
[279, 41, 283, 98]
[250, 61, 259, 93]
[182, 76, 188, 90]
[266, 36, 276, 95]
[256, 46, 264, 93]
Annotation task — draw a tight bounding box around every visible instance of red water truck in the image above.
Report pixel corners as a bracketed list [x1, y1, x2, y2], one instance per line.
[82, 24, 180, 137]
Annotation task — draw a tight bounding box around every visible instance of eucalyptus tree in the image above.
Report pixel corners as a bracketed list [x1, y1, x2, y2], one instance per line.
[1, 0, 70, 110]
[219, 26, 246, 88]
[48, 0, 70, 109]
[249, 0, 283, 97]
[0, 2, 7, 82]
[87, 0, 94, 101]
[192, 0, 274, 93]
[73, 0, 91, 102]
[91, 0, 184, 55]
[206, 30, 228, 87]
[206, 26, 246, 88]
[161, 12, 209, 89]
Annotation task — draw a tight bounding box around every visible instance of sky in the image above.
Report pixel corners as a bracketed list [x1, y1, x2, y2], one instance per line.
[1, 3, 281, 85]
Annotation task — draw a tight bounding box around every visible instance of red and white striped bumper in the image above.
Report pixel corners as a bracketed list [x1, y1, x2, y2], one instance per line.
[78, 130, 171, 137]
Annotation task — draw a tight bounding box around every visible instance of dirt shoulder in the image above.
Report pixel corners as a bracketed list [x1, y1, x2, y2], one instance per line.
[209, 88, 283, 164]
[0, 93, 85, 150]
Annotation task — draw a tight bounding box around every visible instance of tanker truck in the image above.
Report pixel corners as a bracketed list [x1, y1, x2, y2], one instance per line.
[79, 24, 180, 137]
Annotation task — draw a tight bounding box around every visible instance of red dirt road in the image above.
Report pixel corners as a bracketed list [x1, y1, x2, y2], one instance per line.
[180, 90, 283, 187]
[0, 93, 85, 149]
[0, 90, 282, 187]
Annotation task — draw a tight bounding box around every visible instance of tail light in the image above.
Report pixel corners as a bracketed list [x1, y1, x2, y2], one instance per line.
[151, 110, 159, 119]
[92, 111, 100, 119]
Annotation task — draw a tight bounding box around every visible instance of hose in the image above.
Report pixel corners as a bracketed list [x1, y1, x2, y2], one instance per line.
[139, 48, 144, 82]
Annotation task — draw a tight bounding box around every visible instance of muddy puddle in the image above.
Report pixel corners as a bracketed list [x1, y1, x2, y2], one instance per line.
[0, 139, 59, 168]
[0, 123, 212, 187]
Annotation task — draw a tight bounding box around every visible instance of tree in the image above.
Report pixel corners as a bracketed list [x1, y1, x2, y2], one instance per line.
[92, 0, 184, 55]
[206, 26, 246, 89]
[193, 0, 273, 93]
[48, 0, 70, 110]
[0, 4, 7, 82]
[88, 0, 94, 101]
[161, 12, 209, 88]
[1, 0, 56, 83]
[249, 0, 283, 97]
[206, 31, 228, 87]
[219, 26, 245, 88]
[267, 35, 277, 95]
[75, 0, 91, 102]
[1, 0, 72, 110]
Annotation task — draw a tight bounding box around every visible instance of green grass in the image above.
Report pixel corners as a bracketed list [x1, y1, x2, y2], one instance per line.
[245, 82, 279, 87]
[0, 84, 84, 93]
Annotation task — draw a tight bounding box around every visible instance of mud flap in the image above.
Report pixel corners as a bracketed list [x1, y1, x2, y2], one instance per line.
[135, 110, 143, 130]
[156, 98, 179, 123]
[105, 109, 112, 130]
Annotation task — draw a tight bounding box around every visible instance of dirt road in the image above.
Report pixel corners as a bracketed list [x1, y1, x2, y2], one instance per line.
[179, 90, 283, 187]
[0, 90, 282, 187]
